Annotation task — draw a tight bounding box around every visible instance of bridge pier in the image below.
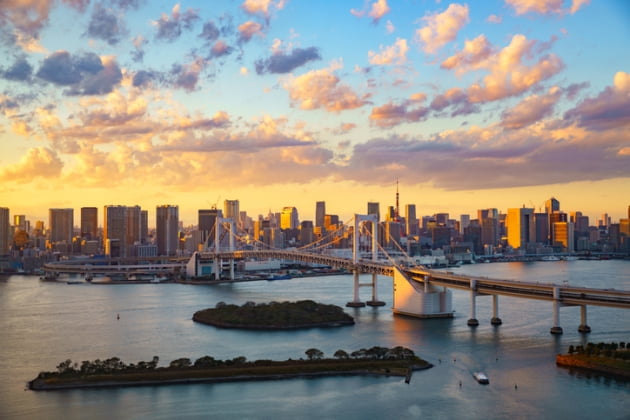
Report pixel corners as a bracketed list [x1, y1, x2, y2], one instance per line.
[346, 271, 366, 307]
[366, 273, 386, 306]
[467, 279, 479, 327]
[578, 305, 591, 333]
[550, 287, 563, 334]
[491, 295, 502, 325]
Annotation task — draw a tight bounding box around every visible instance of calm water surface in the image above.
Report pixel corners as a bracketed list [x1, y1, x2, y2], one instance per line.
[0, 260, 628, 419]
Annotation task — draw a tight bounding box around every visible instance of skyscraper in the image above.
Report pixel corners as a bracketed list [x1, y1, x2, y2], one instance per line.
[280, 207, 299, 230]
[224, 199, 240, 229]
[81, 207, 98, 240]
[104, 205, 142, 257]
[315, 201, 325, 228]
[405, 204, 418, 236]
[506, 207, 534, 250]
[49, 208, 74, 247]
[367, 202, 380, 221]
[199, 208, 221, 247]
[156, 205, 179, 256]
[0, 207, 9, 255]
[553, 222, 574, 252]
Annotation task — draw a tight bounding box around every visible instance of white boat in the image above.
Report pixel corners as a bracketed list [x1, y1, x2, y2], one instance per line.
[473, 372, 489, 384]
[541, 255, 560, 261]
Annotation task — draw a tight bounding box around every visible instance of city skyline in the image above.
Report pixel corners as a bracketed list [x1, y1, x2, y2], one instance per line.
[1, 1, 629, 223]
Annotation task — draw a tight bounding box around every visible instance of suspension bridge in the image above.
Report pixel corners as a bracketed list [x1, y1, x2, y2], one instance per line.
[42, 214, 630, 335]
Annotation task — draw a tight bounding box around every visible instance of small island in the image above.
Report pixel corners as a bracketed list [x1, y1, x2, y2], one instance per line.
[193, 300, 355, 329]
[556, 341, 630, 380]
[28, 346, 432, 390]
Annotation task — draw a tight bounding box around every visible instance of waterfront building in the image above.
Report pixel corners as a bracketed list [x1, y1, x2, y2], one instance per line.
[459, 214, 470, 235]
[315, 201, 326, 228]
[156, 205, 179, 256]
[0, 207, 9, 255]
[141, 210, 148, 244]
[299, 221, 314, 247]
[280, 207, 299, 230]
[506, 207, 534, 250]
[199, 208, 222, 248]
[80, 207, 98, 240]
[553, 221, 574, 252]
[49, 208, 74, 251]
[104, 205, 142, 257]
[478, 209, 499, 249]
[324, 214, 339, 231]
[435, 213, 449, 226]
[367, 202, 380, 222]
[549, 211, 567, 247]
[13, 215, 27, 233]
[224, 200, 240, 229]
[405, 204, 418, 236]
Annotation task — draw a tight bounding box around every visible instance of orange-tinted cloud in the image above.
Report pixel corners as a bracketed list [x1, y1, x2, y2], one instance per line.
[564, 71, 630, 131]
[501, 86, 562, 129]
[241, 0, 286, 19]
[368, 38, 409, 66]
[238, 21, 264, 42]
[0, 147, 63, 183]
[283, 62, 370, 112]
[466, 34, 564, 102]
[505, 0, 590, 15]
[440, 35, 493, 74]
[416, 3, 469, 54]
[351, 0, 391, 23]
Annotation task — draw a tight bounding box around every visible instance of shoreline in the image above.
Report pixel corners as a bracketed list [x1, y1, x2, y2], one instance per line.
[556, 354, 630, 380]
[29, 361, 432, 391]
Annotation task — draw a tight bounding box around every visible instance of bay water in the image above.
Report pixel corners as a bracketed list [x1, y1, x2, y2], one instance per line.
[0, 260, 628, 419]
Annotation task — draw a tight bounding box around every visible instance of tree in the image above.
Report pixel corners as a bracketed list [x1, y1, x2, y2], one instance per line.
[568, 345, 575, 354]
[169, 358, 192, 369]
[305, 348, 324, 360]
[334, 349, 349, 359]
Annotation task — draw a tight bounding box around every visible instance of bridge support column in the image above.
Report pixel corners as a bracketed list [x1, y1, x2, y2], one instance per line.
[347, 271, 366, 307]
[491, 295, 502, 325]
[467, 279, 479, 326]
[550, 286, 563, 334]
[578, 305, 591, 333]
[366, 273, 385, 306]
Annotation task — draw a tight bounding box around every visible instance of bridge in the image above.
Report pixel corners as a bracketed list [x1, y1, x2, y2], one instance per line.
[43, 214, 630, 335]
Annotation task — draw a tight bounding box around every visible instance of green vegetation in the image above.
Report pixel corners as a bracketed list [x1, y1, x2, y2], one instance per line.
[193, 300, 355, 329]
[29, 346, 431, 390]
[557, 341, 630, 379]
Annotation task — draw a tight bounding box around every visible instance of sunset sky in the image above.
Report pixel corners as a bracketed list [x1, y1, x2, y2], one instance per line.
[1, 0, 629, 226]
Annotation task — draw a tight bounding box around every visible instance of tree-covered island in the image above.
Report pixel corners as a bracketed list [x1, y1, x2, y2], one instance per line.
[192, 300, 355, 329]
[29, 346, 432, 390]
[556, 341, 630, 380]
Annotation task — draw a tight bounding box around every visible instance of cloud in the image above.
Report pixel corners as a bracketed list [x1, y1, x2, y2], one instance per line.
[131, 35, 148, 62]
[339, 121, 630, 190]
[210, 40, 233, 58]
[465, 34, 564, 103]
[416, 3, 469, 54]
[0, 147, 63, 183]
[369, 100, 428, 128]
[351, 0, 391, 24]
[505, 0, 590, 15]
[501, 86, 562, 129]
[486, 14, 502, 23]
[368, 38, 408, 66]
[241, 0, 286, 19]
[564, 71, 630, 131]
[132, 70, 159, 88]
[154, 3, 200, 42]
[36, 52, 122, 95]
[199, 20, 220, 42]
[283, 61, 371, 112]
[440, 35, 493, 74]
[238, 21, 264, 43]
[86, 3, 126, 45]
[168, 57, 207, 91]
[1, 57, 33, 81]
[255, 47, 321, 74]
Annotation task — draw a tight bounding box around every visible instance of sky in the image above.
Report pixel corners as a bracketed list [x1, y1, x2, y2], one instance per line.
[1, 0, 629, 227]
